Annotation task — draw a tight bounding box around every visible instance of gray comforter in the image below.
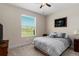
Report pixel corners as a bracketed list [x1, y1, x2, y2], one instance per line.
[34, 37, 71, 56]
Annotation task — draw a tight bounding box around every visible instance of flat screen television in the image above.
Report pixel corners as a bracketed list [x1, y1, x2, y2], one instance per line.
[55, 17, 67, 27]
[0, 24, 3, 43]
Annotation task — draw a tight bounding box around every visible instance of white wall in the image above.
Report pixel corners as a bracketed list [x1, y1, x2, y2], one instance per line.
[46, 6, 79, 35]
[0, 4, 46, 48]
[46, 6, 79, 48]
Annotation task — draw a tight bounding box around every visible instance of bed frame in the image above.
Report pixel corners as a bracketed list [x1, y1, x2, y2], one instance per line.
[34, 45, 71, 56]
[34, 46, 49, 56]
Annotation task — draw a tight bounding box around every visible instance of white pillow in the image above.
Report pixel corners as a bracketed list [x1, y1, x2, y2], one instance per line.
[65, 34, 69, 38]
[48, 32, 57, 38]
[56, 33, 63, 38]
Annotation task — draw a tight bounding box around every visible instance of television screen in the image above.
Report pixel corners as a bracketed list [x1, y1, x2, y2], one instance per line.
[55, 17, 67, 27]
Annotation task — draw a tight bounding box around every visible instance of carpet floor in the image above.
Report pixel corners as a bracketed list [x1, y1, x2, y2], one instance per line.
[8, 44, 79, 56]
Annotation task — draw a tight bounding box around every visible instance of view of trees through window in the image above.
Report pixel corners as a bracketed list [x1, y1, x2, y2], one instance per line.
[21, 15, 36, 37]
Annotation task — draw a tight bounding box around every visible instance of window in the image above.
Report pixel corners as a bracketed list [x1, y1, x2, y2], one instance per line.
[21, 15, 36, 37]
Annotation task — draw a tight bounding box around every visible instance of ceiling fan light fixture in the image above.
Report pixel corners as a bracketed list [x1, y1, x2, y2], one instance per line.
[40, 3, 51, 9]
[46, 3, 51, 7]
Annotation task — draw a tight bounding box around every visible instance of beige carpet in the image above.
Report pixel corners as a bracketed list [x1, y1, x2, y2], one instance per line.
[8, 44, 79, 56]
[8, 44, 44, 56]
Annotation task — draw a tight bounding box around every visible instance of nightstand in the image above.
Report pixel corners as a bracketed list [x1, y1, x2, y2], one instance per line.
[0, 40, 9, 56]
[74, 39, 79, 52]
[42, 34, 48, 36]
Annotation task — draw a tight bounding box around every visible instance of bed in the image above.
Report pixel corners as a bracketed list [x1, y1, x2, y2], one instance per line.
[33, 32, 72, 56]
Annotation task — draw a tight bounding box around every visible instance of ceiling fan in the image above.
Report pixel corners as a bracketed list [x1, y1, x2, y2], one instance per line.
[40, 3, 51, 8]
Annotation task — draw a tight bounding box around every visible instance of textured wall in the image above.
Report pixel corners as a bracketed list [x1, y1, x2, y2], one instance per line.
[0, 4, 46, 48]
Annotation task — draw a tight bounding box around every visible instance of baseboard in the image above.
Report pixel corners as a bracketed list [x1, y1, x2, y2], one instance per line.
[9, 42, 32, 49]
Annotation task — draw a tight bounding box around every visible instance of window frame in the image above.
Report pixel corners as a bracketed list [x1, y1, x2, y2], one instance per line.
[21, 14, 36, 37]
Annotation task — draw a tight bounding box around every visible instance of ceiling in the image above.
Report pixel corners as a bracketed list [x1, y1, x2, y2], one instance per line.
[10, 3, 79, 16]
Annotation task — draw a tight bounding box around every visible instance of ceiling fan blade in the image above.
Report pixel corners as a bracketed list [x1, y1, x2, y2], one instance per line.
[40, 5, 43, 8]
[46, 3, 51, 7]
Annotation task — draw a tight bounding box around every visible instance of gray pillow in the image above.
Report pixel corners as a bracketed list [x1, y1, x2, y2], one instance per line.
[56, 33, 66, 38]
[62, 33, 66, 38]
[49, 32, 69, 38]
[49, 35, 57, 38]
